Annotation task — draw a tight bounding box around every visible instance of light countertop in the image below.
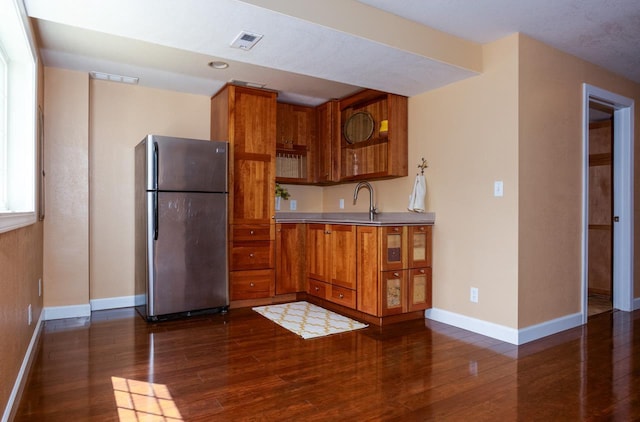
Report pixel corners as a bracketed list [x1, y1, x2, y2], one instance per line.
[275, 212, 435, 226]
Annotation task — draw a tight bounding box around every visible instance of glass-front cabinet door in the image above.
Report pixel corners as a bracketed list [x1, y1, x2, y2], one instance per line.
[408, 267, 432, 312]
[408, 225, 432, 268]
[381, 270, 406, 316]
[381, 226, 404, 271]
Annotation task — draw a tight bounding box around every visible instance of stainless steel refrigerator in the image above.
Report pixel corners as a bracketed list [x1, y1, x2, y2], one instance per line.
[135, 135, 228, 321]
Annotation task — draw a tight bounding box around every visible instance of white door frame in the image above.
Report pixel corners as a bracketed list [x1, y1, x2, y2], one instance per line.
[582, 83, 635, 323]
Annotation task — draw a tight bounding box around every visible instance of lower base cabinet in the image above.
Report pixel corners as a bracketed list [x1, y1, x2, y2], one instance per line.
[408, 267, 432, 312]
[230, 269, 274, 300]
[275, 223, 306, 294]
[306, 224, 433, 321]
[380, 268, 432, 316]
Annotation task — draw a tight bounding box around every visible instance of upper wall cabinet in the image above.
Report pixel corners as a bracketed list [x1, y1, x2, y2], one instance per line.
[314, 100, 341, 183]
[276, 89, 408, 185]
[339, 89, 408, 181]
[275, 102, 316, 184]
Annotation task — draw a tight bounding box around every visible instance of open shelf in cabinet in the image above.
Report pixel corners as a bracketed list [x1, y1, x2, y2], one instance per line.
[339, 89, 407, 180]
[276, 143, 307, 181]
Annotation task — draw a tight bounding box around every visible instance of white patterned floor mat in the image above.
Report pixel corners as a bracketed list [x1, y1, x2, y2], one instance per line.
[253, 301, 368, 339]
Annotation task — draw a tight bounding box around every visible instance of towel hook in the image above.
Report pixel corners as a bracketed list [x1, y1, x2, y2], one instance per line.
[417, 158, 428, 175]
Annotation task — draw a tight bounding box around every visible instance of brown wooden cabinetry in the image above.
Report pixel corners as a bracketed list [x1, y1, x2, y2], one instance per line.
[305, 223, 432, 322]
[408, 225, 432, 268]
[277, 90, 407, 185]
[374, 225, 432, 317]
[356, 226, 378, 315]
[315, 100, 340, 183]
[306, 224, 356, 308]
[275, 223, 306, 294]
[408, 267, 432, 312]
[339, 90, 408, 181]
[380, 270, 406, 316]
[211, 84, 277, 301]
[276, 102, 316, 183]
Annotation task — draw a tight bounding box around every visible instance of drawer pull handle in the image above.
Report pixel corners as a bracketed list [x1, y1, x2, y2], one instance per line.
[249, 253, 254, 258]
[419, 227, 425, 231]
[419, 269, 425, 274]
[250, 230, 254, 235]
[393, 272, 400, 277]
[315, 287, 320, 292]
[339, 293, 344, 299]
[392, 227, 399, 232]
[250, 282, 255, 287]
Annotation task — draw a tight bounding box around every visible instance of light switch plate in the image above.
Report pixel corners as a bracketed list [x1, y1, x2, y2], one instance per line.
[339, 199, 345, 209]
[494, 181, 504, 197]
[289, 200, 297, 211]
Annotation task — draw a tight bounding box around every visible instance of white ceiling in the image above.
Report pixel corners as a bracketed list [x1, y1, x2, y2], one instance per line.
[24, 0, 640, 106]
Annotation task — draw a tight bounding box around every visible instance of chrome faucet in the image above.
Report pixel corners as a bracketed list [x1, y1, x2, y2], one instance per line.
[353, 181, 377, 221]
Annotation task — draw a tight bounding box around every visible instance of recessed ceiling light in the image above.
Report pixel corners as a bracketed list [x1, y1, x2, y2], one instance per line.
[208, 61, 229, 69]
[89, 71, 139, 85]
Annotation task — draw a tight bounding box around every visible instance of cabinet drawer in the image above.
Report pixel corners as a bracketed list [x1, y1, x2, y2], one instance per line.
[308, 279, 329, 300]
[230, 269, 274, 300]
[329, 285, 356, 309]
[231, 241, 274, 270]
[232, 225, 273, 241]
[408, 267, 432, 312]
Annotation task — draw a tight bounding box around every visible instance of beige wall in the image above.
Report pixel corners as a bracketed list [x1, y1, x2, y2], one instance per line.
[89, 81, 210, 300]
[277, 184, 323, 212]
[517, 35, 640, 327]
[411, 35, 521, 328]
[43, 67, 90, 307]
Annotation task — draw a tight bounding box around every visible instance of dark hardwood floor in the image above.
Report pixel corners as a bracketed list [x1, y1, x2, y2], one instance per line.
[14, 305, 640, 421]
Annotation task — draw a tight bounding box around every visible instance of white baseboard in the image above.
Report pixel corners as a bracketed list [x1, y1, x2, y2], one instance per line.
[90, 294, 144, 311]
[2, 312, 43, 422]
[425, 308, 583, 345]
[426, 308, 519, 344]
[43, 295, 144, 320]
[43, 303, 91, 320]
[517, 312, 583, 344]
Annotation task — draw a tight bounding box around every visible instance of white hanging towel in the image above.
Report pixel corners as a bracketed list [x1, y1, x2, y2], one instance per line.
[407, 174, 426, 213]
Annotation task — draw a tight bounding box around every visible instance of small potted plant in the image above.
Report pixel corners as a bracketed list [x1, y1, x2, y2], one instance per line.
[275, 183, 290, 211]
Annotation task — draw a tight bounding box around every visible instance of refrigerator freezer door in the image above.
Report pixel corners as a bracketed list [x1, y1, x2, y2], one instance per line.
[144, 135, 227, 193]
[147, 191, 228, 317]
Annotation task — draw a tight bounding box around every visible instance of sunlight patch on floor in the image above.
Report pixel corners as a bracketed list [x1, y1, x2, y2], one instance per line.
[111, 376, 183, 421]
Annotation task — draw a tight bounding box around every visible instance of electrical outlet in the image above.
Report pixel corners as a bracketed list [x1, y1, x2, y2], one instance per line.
[289, 199, 297, 211]
[494, 181, 504, 197]
[470, 287, 479, 303]
[38, 278, 42, 297]
[339, 199, 344, 209]
[28, 304, 32, 325]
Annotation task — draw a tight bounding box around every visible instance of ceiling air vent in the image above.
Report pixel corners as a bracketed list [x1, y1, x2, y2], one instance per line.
[230, 31, 263, 50]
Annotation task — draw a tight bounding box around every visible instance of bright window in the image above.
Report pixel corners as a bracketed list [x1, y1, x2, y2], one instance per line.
[0, 0, 37, 233]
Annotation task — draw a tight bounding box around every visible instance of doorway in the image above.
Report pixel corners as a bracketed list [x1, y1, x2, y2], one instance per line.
[587, 105, 613, 316]
[582, 84, 635, 324]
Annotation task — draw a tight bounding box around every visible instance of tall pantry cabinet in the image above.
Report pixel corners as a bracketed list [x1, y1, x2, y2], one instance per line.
[211, 84, 277, 301]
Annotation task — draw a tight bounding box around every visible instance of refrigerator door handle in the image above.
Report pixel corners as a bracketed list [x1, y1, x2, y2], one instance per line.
[153, 192, 159, 240]
[153, 141, 159, 190]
